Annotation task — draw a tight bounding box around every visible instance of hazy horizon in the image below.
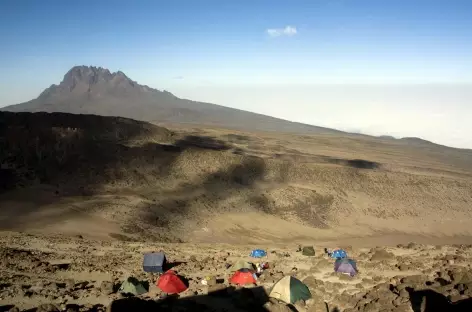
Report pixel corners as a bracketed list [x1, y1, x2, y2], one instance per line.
[1, 0, 471, 148]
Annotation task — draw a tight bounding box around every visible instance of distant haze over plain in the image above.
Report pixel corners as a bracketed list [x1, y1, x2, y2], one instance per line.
[167, 83, 472, 149]
[1, 76, 471, 149]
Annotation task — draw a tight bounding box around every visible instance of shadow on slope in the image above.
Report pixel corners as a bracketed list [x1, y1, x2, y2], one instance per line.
[0, 112, 239, 238]
[175, 135, 231, 151]
[0, 111, 173, 192]
[0, 111, 364, 240]
[334, 158, 380, 169]
[0, 112, 236, 193]
[274, 150, 381, 170]
[1, 286, 274, 312]
[91, 286, 270, 312]
[135, 155, 272, 234]
[409, 289, 472, 312]
[134, 152, 330, 232]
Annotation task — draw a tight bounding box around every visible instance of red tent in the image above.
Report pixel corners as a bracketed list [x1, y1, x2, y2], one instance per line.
[229, 268, 257, 285]
[157, 270, 188, 294]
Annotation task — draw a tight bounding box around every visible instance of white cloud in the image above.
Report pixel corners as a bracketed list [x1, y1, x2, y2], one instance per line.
[266, 25, 297, 37]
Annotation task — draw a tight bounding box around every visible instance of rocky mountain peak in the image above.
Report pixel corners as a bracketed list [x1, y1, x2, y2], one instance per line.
[35, 65, 169, 100]
[61, 66, 125, 88]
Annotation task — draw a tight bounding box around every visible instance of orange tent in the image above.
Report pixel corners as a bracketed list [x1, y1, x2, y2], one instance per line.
[157, 270, 188, 294]
[229, 268, 257, 285]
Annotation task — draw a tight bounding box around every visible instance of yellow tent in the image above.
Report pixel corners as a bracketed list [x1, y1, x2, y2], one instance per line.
[269, 276, 311, 304]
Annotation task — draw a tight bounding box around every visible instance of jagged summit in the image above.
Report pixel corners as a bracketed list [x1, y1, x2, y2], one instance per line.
[56, 66, 153, 94]
[32, 66, 169, 104]
[61, 66, 134, 86]
[0, 65, 349, 135]
[63, 66, 113, 84]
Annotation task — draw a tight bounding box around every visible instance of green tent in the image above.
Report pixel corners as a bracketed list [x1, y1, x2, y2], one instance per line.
[269, 276, 311, 304]
[302, 246, 315, 256]
[119, 277, 148, 296]
[230, 260, 255, 271]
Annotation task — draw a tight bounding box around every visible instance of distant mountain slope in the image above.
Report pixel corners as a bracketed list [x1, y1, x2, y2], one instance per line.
[1, 111, 472, 244]
[1, 66, 342, 135]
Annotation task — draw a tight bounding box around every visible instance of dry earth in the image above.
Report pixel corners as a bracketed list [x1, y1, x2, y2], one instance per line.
[1, 232, 472, 311]
[1, 112, 471, 244]
[1, 112, 472, 311]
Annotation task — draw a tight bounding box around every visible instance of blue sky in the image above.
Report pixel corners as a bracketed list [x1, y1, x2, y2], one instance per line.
[1, 0, 471, 147]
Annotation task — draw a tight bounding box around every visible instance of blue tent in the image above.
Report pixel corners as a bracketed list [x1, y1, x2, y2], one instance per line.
[330, 249, 347, 259]
[250, 249, 267, 258]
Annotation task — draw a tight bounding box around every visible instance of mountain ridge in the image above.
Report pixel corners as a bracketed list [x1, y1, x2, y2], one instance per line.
[2, 65, 469, 151]
[1, 65, 346, 136]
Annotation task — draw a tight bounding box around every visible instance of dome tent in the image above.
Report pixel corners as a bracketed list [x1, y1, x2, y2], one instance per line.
[334, 258, 358, 277]
[119, 277, 148, 296]
[250, 249, 267, 258]
[269, 276, 311, 304]
[157, 270, 188, 294]
[229, 268, 257, 285]
[331, 249, 347, 259]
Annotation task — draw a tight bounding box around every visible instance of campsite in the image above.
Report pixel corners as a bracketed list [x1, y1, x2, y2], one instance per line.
[1, 232, 472, 311]
[1, 111, 472, 311]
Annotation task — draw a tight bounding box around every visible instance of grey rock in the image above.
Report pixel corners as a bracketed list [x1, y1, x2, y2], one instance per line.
[399, 288, 409, 298]
[450, 270, 465, 282]
[100, 281, 115, 295]
[36, 304, 60, 312]
[457, 283, 467, 293]
[401, 275, 427, 285]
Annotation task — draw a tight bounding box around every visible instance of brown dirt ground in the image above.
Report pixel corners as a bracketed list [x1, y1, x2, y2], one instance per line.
[1, 231, 472, 311]
[1, 113, 472, 245]
[1, 112, 472, 310]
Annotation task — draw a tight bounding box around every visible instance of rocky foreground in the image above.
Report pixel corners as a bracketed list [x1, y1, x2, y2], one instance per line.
[1, 232, 472, 311]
